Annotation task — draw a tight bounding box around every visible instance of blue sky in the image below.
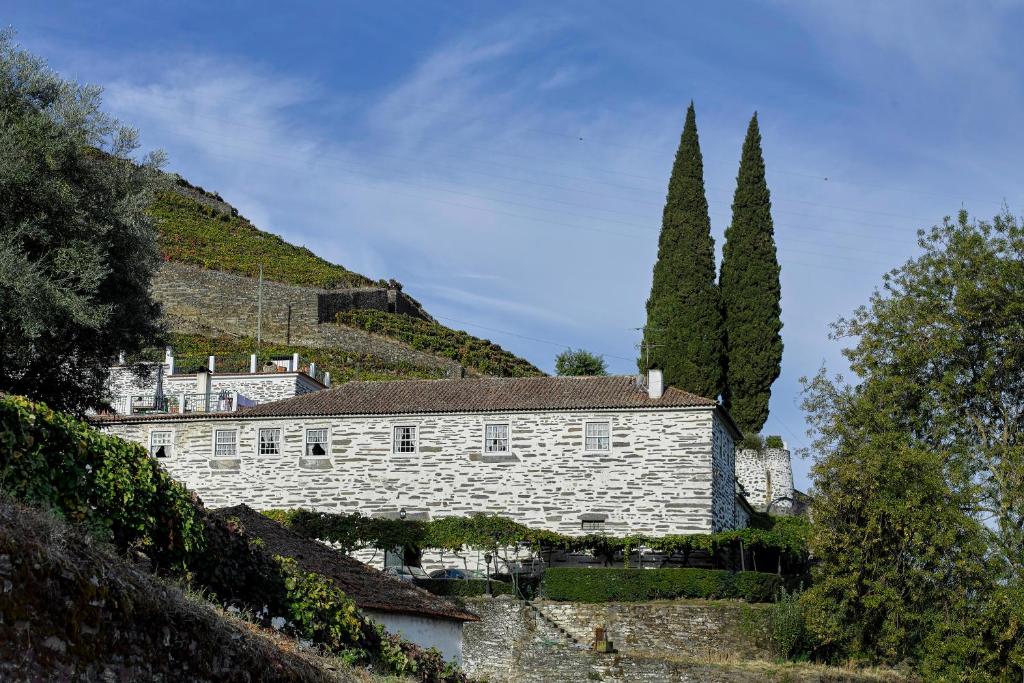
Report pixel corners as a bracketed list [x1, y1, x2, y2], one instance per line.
[9, 2, 1024, 489]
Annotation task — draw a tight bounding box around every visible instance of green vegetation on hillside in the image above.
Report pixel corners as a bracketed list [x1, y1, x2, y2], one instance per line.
[337, 311, 543, 377]
[150, 190, 376, 289]
[148, 333, 448, 382]
[0, 395, 467, 681]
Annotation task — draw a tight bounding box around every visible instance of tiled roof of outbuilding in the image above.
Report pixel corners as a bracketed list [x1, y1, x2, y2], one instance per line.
[213, 505, 478, 623]
[241, 375, 717, 418]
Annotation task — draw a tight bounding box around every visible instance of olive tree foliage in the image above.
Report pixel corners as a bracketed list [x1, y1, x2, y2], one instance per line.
[801, 210, 1024, 678]
[0, 31, 166, 414]
[554, 348, 607, 376]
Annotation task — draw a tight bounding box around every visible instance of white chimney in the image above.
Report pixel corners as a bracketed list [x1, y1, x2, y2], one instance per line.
[207, 355, 216, 372]
[117, 351, 126, 365]
[165, 346, 175, 375]
[308, 362, 317, 378]
[291, 352, 300, 372]
[647, 367, 664, 400]
[250, 353, 258, 373]
[323, 372, 331, 387]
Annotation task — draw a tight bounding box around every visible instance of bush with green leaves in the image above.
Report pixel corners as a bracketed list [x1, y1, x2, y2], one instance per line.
[337, 310, 543, 377]
[542, 568, 785, 603]
[0, 394, 203, 569]
[554, 348, 607, 376]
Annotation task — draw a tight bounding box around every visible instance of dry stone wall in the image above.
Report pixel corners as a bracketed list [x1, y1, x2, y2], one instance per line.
[152, 262, 455, 372]
[101, 407, 738, 536]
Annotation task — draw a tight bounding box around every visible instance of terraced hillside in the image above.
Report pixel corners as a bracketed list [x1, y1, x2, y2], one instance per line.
[148, 176, 543, 378]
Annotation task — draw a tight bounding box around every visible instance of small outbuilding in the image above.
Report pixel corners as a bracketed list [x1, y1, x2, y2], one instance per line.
[213, 505, 478, 663]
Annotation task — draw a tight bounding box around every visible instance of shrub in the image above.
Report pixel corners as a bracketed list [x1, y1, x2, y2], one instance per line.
[765, 435, 785, 449]
[766, 589, 813, 660]
[0, 395, 204, 569]
[542, 568, 785, 603]
[739, 434, 765, 451]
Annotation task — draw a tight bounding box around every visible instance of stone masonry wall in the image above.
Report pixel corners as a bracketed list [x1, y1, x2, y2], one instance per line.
[461, 597, 793, 683]
[735, 448, 794, 512]
[100, 406, 736, 536]
[152, 262, 455, 372]
[533, 599, 770, 661]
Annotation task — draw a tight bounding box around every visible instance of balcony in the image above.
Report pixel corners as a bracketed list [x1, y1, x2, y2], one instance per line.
[111, 390, 255, 416]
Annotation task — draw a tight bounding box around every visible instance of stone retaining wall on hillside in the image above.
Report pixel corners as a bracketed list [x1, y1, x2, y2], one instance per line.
[152, 262, 458, 373]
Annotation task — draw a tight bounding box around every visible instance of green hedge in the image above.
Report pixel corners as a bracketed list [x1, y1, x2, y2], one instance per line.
[542, 568, 785, 603]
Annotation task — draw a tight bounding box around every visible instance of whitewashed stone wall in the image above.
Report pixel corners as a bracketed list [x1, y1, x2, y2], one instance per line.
[735, 447, 794, 512]
[101, 406, 741, 536]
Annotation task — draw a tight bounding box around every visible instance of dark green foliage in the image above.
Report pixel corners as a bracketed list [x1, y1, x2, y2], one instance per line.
[554, 348, 607, 376]
[542, 568, 784, 603]
[0, 395, 203, 568]
[739, 434, 765, 451]
[150, 191, 375, 289]
[720, 113, 783, 433]
[801, 211, 1024, 678]
[0, 32, 165, 414]
[338, 310, 543, 377]
[765, 590, 813, 660]
[265, 508, 811, 563]
[641, 103, 724, 399]
[764, 435, 785, 449]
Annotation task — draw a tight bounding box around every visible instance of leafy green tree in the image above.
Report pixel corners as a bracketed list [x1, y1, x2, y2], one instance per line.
[555, 348, 607, 376]
[800, 210, 1024, 677]
[0, 31, 165, 413]
[640, 102, 724, 399]
[720, 113, 782, 433]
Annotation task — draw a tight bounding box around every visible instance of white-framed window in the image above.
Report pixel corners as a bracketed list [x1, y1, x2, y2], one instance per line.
[150, 430, 173, 459]
[213, 429, 238, 458]
[584, 421, 610, 451]
[393, 425, 417, 454]
[258, 428, 281, 456]
[484, 423, 509, 453]
[305, 428, 329, 457]
[581, 519, 606, 532]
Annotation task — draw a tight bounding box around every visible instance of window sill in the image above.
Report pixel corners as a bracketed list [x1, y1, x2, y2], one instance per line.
[471, 452, 520, 464]
[299, 456, 333, 471]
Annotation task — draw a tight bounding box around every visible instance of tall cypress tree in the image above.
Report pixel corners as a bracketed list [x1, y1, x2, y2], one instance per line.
[720, 113, 783, 433]
[640, 102, 724, 400]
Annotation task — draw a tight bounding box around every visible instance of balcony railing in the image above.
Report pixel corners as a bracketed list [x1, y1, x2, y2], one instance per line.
[112, 390, 255, 415]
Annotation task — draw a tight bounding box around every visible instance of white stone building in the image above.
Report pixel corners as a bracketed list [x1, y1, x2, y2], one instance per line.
[97, 369, 747, 537]
[103, 348, 327, 416]
[735, 446, 796, 513]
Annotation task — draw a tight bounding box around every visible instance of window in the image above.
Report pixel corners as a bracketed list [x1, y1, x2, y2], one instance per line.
[150, 430, 173, 458]
[485, 423, 509, 453]
[393, 425, 417, 453]
[305, 428, 328, 457]
[258, 428, 281, 456]
[581, 519, 605, 532]
[585, 421, 610, 451]
[214, 429, 237, 458]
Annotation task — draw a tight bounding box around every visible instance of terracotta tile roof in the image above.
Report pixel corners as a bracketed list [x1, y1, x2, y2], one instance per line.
[213, 505, 478, 623]
[241, 375, 717, 418]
